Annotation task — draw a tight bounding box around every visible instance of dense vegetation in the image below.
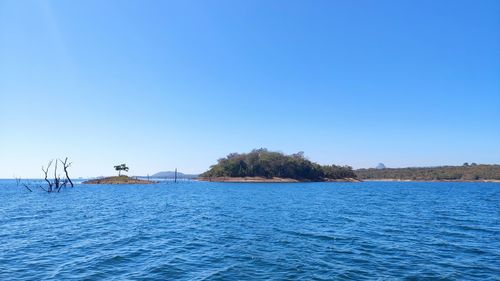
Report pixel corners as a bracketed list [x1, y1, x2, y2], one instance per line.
[356, 164, 500, 180]
[201, 149, 356, 181]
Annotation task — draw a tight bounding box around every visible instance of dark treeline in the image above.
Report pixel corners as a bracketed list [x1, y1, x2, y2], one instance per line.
[201, 148, 356, 181]
[356, 164, 500, 180]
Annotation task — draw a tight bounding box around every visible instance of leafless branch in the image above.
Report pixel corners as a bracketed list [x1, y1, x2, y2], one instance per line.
[42, 160, 53, 192]
[59, 157, 74, 187]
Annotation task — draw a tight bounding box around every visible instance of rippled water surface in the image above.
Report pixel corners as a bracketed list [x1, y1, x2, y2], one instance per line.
[0, 180, 499, 280]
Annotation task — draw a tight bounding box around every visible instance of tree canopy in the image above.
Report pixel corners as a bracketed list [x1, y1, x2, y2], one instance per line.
[355, 165, 500, 180]
[200, 148, 356, 181]
[114, 164, 129, 176]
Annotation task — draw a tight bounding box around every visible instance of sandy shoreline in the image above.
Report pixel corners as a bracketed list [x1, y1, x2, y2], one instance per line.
[363, 179, 500, 183]
[198, 177, 500, 183]
[196, 177, 360, 183]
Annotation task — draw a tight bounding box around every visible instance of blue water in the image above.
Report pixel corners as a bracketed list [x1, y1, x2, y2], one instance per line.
[0, 180, 498, 280]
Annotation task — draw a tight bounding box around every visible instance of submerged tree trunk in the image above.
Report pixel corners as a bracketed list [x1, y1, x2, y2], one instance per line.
[54, 160, 60, 191]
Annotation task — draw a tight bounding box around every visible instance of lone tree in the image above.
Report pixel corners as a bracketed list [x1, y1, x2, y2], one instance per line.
[114, 164, 129, 176]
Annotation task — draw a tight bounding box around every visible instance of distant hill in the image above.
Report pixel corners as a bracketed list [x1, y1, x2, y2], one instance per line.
[356, 164, 500, 181]
[375, 163, 386, 169]
[150, 171, 198, 179]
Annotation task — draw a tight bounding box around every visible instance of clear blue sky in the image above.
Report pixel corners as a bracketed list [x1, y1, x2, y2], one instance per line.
[1, 0, 499, 178]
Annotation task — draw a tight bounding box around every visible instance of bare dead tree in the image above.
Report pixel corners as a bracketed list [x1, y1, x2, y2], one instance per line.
[42, 160, 54, 192]
[14, 176, 33, 192]
[38, 158, 74, 193]
[59, 157, 74, 187]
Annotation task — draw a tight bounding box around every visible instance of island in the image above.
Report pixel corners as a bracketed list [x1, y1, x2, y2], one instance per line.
[198, 148, 359, 182]
[82, 175, 157, 184]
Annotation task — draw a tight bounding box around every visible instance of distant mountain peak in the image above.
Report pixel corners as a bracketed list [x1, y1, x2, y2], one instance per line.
[376, 163, 386, 169]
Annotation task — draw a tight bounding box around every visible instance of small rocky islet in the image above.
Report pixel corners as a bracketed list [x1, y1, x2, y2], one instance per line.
[82, 176, 157, 185]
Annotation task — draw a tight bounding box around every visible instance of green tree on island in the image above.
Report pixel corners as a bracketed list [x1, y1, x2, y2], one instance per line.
[114, 164, 129, 176]
[200, 148, 356, 181]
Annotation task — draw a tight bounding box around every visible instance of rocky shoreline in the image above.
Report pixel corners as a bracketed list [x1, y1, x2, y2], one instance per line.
[197, 177, 360, 183]
[82, 176, 157, 184]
